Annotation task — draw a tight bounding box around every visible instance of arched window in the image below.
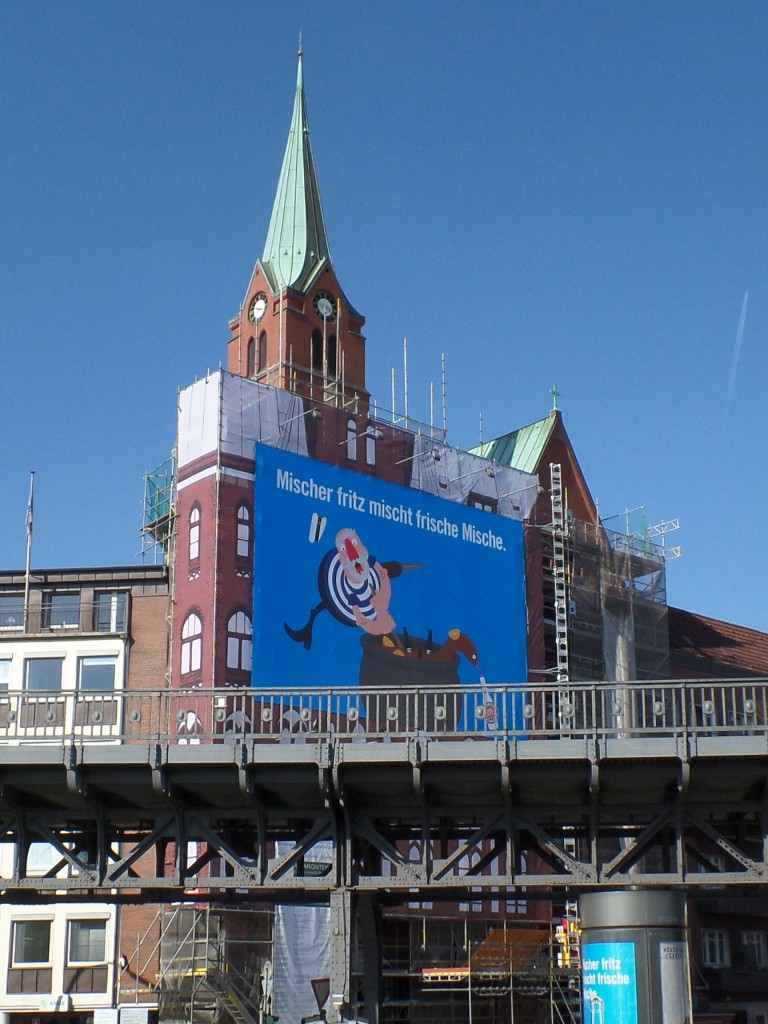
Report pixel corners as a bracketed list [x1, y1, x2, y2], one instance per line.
[189, 505, 201, 562]
[258, 331, 268, 372]
[365, 425, 376, 467]
[311, 330, 323, 373]
[247, 336, 256, 377]
[236, 504, 251, 559]
[227, 611, 252, 671]
[181, 612, 202, 674]
[346, 418, 357, 461]
[327, 333, 337, 378]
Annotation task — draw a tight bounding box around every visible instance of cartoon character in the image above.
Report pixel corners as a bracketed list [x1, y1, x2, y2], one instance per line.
[284, 528, 417, 649]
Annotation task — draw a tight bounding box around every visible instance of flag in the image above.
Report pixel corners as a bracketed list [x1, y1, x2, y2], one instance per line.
[25, 472, 34, 539]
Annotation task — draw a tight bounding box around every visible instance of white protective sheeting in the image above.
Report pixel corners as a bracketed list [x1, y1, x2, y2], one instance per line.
[408, 433, 538, 521]
[272, 839, 334, 1024]
[220, 374, 310, 458]
[177, 374, 222, 468]
[273, 903, 331, 1023]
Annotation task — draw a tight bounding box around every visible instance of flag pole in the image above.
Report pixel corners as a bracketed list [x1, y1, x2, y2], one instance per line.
[23, 471, 34, 633]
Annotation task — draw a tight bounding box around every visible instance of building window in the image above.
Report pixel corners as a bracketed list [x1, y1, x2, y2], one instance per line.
[25, 658, 63, 693]
[327, 334, 337, 377]
[236, 504, 252, 559]
[181, 612, 203, 674]
[742, 931, 767, 968]
[0, 594, 24, 631]
[189, 505, 201, 562]
[468, 492, 498, 514]
[227, 612, 252, 671]
[12, 919, 51, 964]
[0, 658, 10, 692]
[41, 592, 80, 630]
[68, 919, 107, 964]
[346, 418, 357, 461]
[94, 591, 127, 632]
[311, 329, 323, 373]
[258, 331, 268, 372]
[78, 656, 116, 692]
[365, 425, 377, 466]
[702, 929, 730, 967]
[247, 336, 256, 376]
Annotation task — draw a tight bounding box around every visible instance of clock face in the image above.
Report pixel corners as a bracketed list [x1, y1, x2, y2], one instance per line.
[313, 290, 336, 321]
[248, 293, 268, 324]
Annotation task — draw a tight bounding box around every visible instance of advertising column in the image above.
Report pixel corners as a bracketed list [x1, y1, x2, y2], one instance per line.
[580, 891, 691, 1024]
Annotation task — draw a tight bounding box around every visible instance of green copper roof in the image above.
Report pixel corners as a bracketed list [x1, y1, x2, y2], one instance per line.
[261, 51, 331, 293]
[470, 415, 556, 474]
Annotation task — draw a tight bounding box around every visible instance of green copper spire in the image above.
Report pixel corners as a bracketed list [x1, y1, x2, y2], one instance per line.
[261, 47, 331, 292]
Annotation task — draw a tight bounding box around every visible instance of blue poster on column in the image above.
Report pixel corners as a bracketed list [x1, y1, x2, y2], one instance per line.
[582, 942, 638, 1024]
[251, 444, 527, 722]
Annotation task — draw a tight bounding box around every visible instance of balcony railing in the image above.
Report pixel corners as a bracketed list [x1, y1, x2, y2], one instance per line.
[0, 596, 127, 636]
[0, 678, 764, 747]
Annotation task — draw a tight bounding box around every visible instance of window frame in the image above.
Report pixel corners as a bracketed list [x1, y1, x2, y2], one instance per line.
[78, 655, 117, 693]
[0, 593, 24, 632]
[702, 928, 731, 967]
[236, 504, 252, 560]
[181, 611, 203, 675]
[93, 591, 128, 633]
[24, 657, 64, 693]
[67, 918, 108, 966]
[41, 591, 80, 631]
[226, 611, 253, 672]
[0, 656, 11, 692]
[346, 418, 357, 461]
[189, 504, 201, 563]
[742, 930, 767, 968]
[12, 918, 52, 966]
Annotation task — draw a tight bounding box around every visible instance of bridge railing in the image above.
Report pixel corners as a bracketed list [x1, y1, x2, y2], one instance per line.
[0, 678, 764, 746]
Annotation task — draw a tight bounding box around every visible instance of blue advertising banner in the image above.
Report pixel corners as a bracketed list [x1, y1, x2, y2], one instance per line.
[582, 942, 638, 1024]
[252, 445, 527, 714]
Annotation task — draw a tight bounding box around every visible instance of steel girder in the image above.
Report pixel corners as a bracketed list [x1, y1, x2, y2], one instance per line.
[0, 735, 764, 898]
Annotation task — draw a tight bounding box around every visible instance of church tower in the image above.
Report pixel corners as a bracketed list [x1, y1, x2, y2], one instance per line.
[171, 50, 390, 698]
[227, 48, 369, 412]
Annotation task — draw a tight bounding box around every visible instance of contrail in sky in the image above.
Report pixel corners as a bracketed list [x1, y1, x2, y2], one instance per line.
[725, 290, 749, 428]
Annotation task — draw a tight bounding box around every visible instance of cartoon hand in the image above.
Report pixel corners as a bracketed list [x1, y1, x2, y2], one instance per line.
[354, 563, 395, 635]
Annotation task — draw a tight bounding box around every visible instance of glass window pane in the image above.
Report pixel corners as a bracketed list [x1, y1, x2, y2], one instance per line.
[79, 656, 116, 691]
[0, 659, 10, 691]
[0, 595, 24, 631]
[13, 920, 51, 964]
[94, 592, 127, 632]
[25, 658, 63, 692]
[44, 592, 80, 628]
[69, 919, 106, 963]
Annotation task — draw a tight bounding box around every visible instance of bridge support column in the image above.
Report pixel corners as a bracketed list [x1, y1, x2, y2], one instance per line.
[579, 890, 691, 1024]
[357, 892, 382, 1024]
[328, 887, 353, 1024]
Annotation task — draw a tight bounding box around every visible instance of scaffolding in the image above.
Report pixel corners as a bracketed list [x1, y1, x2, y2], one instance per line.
[142, 456, 176, 563]
[541, 507, 670, 684]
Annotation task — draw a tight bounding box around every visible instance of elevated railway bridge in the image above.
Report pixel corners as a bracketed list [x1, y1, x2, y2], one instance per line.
[0, 678, 766, 1020]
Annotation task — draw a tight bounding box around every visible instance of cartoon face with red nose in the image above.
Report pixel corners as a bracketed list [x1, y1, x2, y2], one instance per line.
[284, 527, 396, 649]
[335, 528, 370, 585]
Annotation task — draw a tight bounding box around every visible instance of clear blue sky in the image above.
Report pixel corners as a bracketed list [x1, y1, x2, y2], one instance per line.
[1, 1, 766, 630]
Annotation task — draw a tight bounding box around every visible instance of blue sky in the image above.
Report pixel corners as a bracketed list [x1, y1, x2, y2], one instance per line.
[1, 1, 766, 631]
